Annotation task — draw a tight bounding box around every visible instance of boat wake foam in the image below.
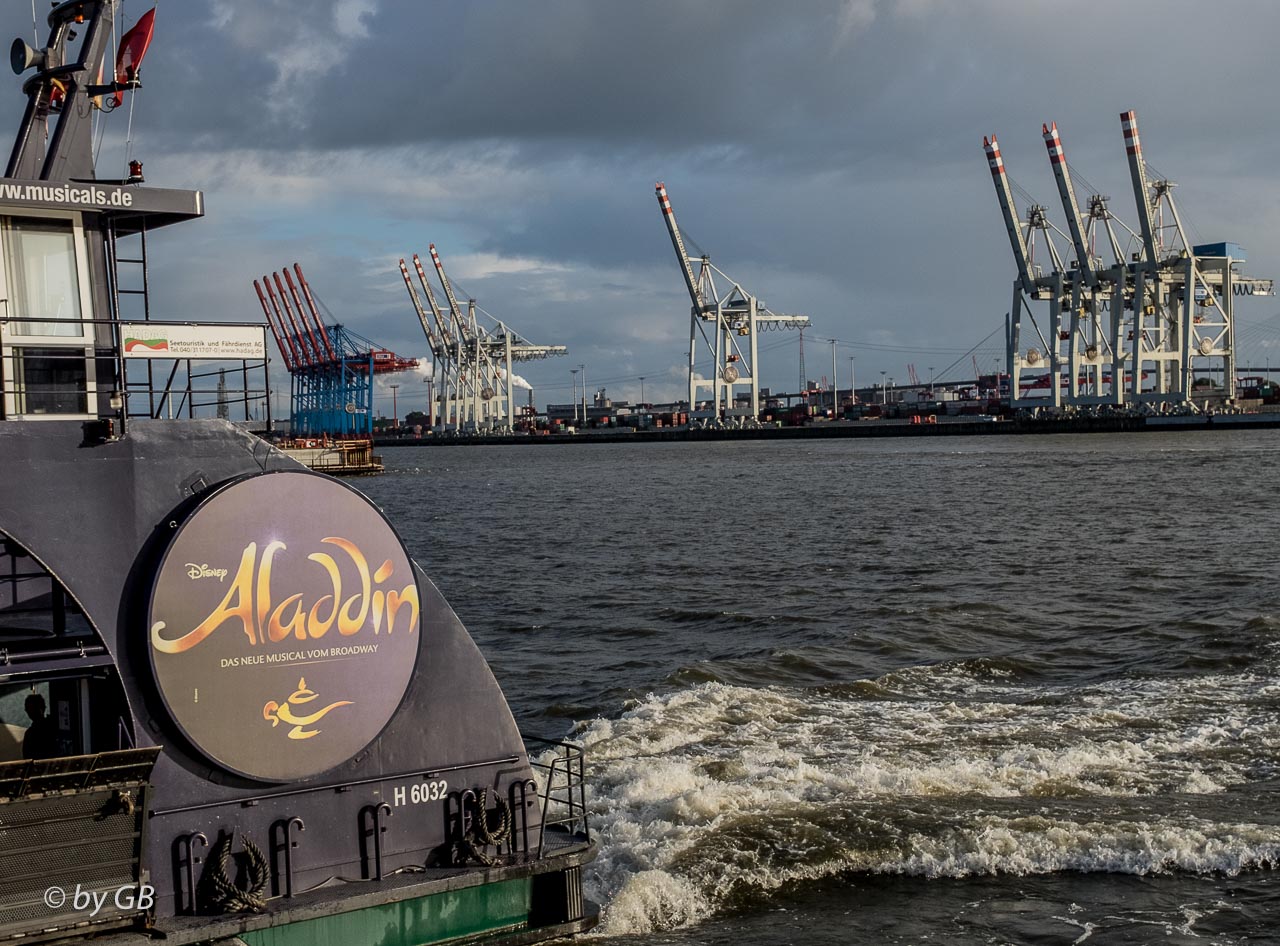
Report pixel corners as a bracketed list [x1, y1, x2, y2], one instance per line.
[577, 666, 1280, 934]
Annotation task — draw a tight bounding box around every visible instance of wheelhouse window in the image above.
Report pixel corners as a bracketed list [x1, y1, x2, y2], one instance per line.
[3, 217, 84, 337]
[0, 213, 95, 419]
[11, 346, 88, 414]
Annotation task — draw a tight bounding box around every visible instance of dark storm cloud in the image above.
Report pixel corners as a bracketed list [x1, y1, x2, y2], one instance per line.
[0, 0, 1278, 400]
[110, 1, 1280, 175]
[114, 0, 1280, 281]
[7, 1, 1280, 176]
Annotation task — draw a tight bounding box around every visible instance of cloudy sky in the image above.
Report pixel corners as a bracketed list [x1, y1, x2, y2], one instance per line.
[3, 0, 1279, 414]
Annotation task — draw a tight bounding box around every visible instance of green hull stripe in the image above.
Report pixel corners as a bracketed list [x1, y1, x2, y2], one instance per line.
[241, 878, 532, 946]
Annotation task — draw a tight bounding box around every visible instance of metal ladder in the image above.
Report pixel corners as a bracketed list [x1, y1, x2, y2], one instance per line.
[107, 224, 171, 418]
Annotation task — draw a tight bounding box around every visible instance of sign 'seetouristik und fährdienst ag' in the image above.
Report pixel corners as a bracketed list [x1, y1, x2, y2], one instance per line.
[147, 471, 420, 782]
[120, 323, 267, 360]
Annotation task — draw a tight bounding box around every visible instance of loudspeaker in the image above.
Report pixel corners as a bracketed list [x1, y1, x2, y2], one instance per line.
[10, 38, 44, 75]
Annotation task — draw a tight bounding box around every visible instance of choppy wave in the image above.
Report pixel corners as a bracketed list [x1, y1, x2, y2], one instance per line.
[368, 436, 1280, 942]
[579, 667, 1280, 934]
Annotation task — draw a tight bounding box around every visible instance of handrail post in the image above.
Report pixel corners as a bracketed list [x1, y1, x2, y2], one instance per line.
[173, 831, 207, 915]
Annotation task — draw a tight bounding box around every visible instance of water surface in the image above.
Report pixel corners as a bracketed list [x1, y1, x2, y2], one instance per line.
[363, 432, 1280, 944]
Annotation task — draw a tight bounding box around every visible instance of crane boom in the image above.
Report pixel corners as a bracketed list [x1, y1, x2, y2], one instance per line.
[1120, 110, 1159, 266]
[655, 182, 708, 311]
[254, 279, 295, 371]
[284, 267, 335, 362]
[399, 258, 441, 354]
[983, 135, 1037, 293]
[428, 244, 471, 342]
[261, 277, 305, 368]
[274, 271, 324, 365]
[412, 254, 454, 346]
[1042, 122, 1097, 287]
[264, 275, 313, 367]
[292, 264, 338, 361]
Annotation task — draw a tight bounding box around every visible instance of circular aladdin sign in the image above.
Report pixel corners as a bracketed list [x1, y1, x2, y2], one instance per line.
[147, 470, 421, 782]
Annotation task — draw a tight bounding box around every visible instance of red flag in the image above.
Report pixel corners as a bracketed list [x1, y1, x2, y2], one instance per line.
[113, 8, 155, 107]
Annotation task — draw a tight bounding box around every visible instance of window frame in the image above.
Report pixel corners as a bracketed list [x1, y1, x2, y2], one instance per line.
[0, 210, 97, 420]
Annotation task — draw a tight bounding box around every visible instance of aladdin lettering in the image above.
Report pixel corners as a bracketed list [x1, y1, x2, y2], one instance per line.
[152, 537, 419, 654]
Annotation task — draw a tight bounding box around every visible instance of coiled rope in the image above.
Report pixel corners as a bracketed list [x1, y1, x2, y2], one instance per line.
[455, 788, 512, 867]
[208, 833, 269, 914]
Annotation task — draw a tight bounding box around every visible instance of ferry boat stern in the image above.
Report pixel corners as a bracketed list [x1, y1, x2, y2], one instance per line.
[0, 4, 596, 945]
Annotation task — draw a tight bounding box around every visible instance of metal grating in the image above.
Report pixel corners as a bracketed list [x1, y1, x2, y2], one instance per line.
[0, 748, 158, 943]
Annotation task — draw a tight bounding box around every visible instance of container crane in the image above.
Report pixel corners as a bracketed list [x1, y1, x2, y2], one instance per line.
[1117, 110, 1272, 404]
[1120, 109, 1184, 401]
[397, 247, 567, 434]
[428, 244, 502, 431]
[398, 257, 450, 429]
[985, 111, 1272, 412]
[654, 182, 809, 425]
[1042, 121, 1126, 403]
[254, 264, 418, 438]
[984, 134, 1066, 408]
[411, 254, 465, 428]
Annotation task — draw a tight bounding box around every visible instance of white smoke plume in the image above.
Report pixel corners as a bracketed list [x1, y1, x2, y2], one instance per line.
[498, 367, 533, 390]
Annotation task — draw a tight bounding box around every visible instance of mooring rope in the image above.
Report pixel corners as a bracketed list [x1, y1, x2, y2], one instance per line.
[455, 788, 513, 867]
[208, 832, 269, 914]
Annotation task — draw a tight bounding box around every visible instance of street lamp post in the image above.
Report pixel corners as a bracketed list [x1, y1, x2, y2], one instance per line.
[579, 364, 587, 426]
[880, 370, 886, 404]
[389, 383, 400, 432]
[849, 357, 856, 405]
[830, 339, 838, 418]
[570, 369, 579, 423]
[929, 366, 935, 397]
[639, 376, 646, 406]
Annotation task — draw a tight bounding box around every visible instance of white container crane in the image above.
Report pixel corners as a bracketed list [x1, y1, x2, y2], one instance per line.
[654, 182, 809, 425]
[986, 111, 1272, 412]
[397, 247, 566, 434]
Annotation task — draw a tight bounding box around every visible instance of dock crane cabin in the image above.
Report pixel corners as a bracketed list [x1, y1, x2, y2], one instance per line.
[0, 3, 596, 945]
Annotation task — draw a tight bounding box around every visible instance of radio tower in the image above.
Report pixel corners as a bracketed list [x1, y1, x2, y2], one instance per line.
[798, 326, 807, 394]
[216, 369, 229, 419]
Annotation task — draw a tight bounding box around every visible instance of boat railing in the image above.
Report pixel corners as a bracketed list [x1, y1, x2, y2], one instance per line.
[0, 315, 272, 431]
[523, 735, 589, 856]
[280, 438, 385, 474]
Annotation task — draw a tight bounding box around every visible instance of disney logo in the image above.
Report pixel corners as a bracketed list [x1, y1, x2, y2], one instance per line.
[185, 563, 229, 582]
